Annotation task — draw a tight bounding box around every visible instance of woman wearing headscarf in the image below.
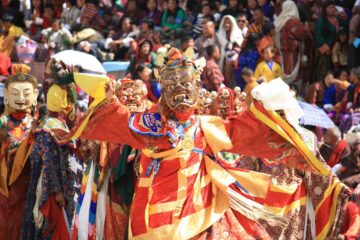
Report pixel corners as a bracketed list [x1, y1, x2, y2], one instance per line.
[218, 15, 243, 88]
[274, 0, 312, 85]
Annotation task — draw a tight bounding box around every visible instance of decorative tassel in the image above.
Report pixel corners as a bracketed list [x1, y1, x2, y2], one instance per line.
[227, 187, 288, 228]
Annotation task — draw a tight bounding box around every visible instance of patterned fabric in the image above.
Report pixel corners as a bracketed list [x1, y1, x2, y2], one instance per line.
[21, 117, 75, 240]
[191, 209, 271, 240]
[72, 159, 100, 239]
[238, 155, 349, 240]
[0, 113, 32, 240]
[298, 100, 335, 128]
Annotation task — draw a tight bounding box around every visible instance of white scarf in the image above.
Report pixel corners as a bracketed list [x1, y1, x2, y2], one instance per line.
[217, 15, 244, 70]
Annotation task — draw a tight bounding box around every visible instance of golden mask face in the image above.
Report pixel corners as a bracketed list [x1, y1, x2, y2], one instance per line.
[162, 67, 200, 112]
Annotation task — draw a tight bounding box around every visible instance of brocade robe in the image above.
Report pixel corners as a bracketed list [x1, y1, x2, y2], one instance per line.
[74, 97, 330, 239]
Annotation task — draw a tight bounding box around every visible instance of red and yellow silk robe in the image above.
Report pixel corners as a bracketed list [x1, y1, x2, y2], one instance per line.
[70, 95, 335, 240]
[0, 113, 33, 240]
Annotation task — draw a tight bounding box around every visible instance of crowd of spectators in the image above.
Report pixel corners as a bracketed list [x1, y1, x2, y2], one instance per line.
[1, 0, 360, 228]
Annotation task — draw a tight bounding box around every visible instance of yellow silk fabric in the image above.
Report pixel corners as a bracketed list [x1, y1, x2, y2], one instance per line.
[70, 73, 110, 139]
[46, 84, 68, 112]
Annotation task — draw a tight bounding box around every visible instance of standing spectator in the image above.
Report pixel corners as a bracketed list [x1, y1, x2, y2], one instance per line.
[274, 0, 312, 84]
[258, 0, 274, 21]
[61, 0, 80, 31]
[138, 0, 162, 27]
[160, 0, 187, 42]
[218, 15, 243, 88]
[297, 0, 313, 23]
[254, 46, 282, 82]
[194, 21, 221, 58]
[126, 39, 157, 76]
[332, 28, 349, 74]
[78, 0, 106, 33]
[257, 21, 279, 63]
[348, 7, 360, 70]
[41, 20, 72, 52]
[201, 45, 224, 92]
[221, 0, 240, 18]
[0, 14, 24, 57]
[236, 12, 248, 38]
[235, 33, 260, 88]
[315, 1, 339, 82]
[241, 8, 266, 50]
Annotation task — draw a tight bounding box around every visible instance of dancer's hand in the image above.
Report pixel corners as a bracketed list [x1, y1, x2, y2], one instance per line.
[55, 191, 66, 207]
[30, 119, 38, 134]
[105, 80, 115, 99]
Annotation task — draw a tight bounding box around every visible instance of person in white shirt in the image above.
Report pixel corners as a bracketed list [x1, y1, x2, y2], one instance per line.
[41, 20, 72, 52]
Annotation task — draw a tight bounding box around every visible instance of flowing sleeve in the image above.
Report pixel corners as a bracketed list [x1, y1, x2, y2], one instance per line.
[79, 98, 149, 149]
[224, 109, 298, 161]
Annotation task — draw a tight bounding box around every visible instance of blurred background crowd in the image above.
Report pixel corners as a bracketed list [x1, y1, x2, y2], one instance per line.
[1, 0, 360, 228]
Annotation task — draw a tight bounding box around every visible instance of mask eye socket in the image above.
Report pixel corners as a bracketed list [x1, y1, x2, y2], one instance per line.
[184, 82, 192, 88]
[167, 85, 174, 91]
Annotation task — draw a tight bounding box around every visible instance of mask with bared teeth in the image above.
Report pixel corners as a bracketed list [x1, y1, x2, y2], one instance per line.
[115, 79, 148, 113]
[154, 47, 205, 116]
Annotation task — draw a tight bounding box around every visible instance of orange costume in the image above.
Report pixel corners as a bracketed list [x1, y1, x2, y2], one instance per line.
[53, 48, 343, 239]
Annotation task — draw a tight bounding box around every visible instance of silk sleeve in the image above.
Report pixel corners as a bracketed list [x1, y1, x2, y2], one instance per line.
[80, 98, 168, 150]
[80, 98, 146, 149]
[224, 109, 299, 161]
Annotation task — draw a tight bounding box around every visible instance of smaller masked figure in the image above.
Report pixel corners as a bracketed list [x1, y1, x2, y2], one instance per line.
[73, 78, 150, 240]
[21, 84, 76, 240]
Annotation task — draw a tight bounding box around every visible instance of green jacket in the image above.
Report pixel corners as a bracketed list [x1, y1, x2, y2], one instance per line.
[161, 8, 187, 30]
[315, 16, 337, 48]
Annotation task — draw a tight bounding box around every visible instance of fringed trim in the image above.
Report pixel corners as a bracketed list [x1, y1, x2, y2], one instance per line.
[227, 187, 288, 228]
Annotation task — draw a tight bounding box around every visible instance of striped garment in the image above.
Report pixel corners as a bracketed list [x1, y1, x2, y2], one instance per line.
[80, 3, 106, 32]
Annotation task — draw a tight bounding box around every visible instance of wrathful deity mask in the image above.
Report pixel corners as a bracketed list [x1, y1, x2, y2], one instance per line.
[162, 67, 200, 112]
[154, 47, 205, 114]
[4, 73, 39, 112]
[116, 79, 148, 113]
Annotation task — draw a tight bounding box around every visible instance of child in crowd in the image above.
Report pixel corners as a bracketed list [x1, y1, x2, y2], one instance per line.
[254, 45, 282, 82]
[41, 19, 72, 52]
[242, 67, 258, 106]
